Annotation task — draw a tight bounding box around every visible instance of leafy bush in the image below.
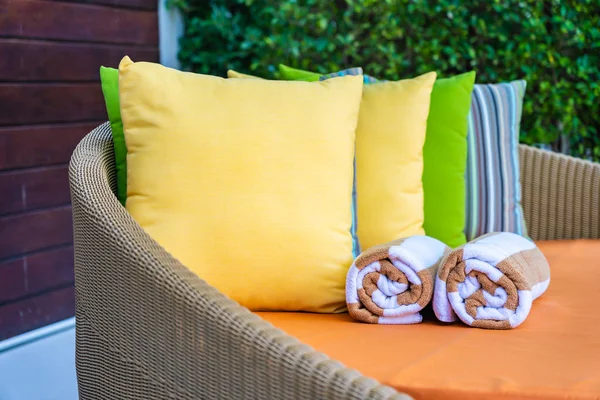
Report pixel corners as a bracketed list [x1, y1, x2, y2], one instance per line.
[169, 0, 600, 160]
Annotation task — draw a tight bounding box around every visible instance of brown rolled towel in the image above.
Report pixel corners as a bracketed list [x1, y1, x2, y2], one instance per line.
[433, 232, 551, 329]
[346, 236, 450, 324]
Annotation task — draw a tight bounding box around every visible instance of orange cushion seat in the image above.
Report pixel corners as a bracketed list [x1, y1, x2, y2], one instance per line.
[257, 240, 600, 400]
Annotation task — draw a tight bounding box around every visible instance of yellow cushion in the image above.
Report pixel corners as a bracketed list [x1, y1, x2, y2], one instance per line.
[227, 70, 257, 79]
[119, 57, 364, 312]
[227, 69, 436, 249]
[356, 73, 436, 249]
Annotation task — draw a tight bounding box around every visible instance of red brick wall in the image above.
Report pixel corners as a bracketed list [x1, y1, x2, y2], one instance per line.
[0, 0, 159, 340]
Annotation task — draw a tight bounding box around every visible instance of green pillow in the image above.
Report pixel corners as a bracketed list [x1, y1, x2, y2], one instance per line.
[278, 64, 322, 81]
[99, 66, 127, 206]
[313, 67, 476, 247]
[422, 72, 475, 247]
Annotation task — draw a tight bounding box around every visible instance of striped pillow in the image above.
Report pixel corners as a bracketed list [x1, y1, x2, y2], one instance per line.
[320, 67, 363, 80]
[465, 81, 528, 240]
[320, 68, 366, 257]
[319, 67, 379, 84]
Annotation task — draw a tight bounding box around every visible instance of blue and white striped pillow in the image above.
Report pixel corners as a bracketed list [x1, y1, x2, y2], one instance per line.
[465, 80, 528, 240]
[320, 68, 367, 258]
[320, 67, 379, 84]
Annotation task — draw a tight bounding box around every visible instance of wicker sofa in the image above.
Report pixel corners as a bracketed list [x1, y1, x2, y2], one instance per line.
[70, 122, 600, 400]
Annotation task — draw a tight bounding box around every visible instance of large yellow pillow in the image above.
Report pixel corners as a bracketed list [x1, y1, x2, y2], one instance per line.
[118, 57, 363, 313]
[356, 73, 436, 249]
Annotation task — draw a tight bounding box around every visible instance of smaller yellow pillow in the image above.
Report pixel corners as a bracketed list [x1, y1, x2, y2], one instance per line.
[357, 72, 436, 249]
[229, 69, 437, 249]
[227, 70, 258, 79]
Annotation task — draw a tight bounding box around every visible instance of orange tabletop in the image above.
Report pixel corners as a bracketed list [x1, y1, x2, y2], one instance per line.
[257, 240, 600, 400]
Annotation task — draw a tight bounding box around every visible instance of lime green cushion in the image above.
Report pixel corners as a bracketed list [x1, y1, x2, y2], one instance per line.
[99, 66, 127, 206]
[278, 64, 322, 81]
[422, 71, 475, 247]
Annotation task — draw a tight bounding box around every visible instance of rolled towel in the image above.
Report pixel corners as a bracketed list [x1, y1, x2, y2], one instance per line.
[433, 232, 551, 329]
[346, 236, 450, 324]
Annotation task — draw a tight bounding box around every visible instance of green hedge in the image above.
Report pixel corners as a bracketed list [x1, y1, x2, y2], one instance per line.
[169, 0, 600, 160]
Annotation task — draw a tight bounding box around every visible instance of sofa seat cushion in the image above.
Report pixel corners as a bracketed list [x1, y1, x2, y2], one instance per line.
[258, 240, 600, 399]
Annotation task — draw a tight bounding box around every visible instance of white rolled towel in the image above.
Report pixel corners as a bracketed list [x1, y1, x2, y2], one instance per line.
[346, 236, 449, 324]
[433, 232, 551, 329]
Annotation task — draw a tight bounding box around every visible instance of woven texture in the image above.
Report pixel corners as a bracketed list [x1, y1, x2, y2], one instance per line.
[70, 122, 410, 400]
[519, 144, 600, 240]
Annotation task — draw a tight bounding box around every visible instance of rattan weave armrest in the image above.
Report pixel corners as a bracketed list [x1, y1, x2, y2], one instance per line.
[70, 123, 410, 400]
[519, 144, 600, 240]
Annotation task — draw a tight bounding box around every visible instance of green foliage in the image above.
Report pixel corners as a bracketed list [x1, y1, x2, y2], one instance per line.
[169, 0, 600, 160]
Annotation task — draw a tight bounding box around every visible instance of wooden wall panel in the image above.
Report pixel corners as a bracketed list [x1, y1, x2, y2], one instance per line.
[26, 246, 75, 295]
[0, 84, 106, 126]
[0, 246, 74, 304]
[0, 40, 159, 82]
[0, 258, 25, 304]
[0, 287, 75, 341]
[0, 206, 73, 260]
[44, 0, 157, 10]
[0, 122, 101, 170]
[0, 0, 158, 340]
[0, 0, 158, 45]
[0, 166, 70, 216]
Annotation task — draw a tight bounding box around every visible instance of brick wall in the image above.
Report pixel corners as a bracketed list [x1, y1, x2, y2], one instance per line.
[0, 0, 159, 340]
